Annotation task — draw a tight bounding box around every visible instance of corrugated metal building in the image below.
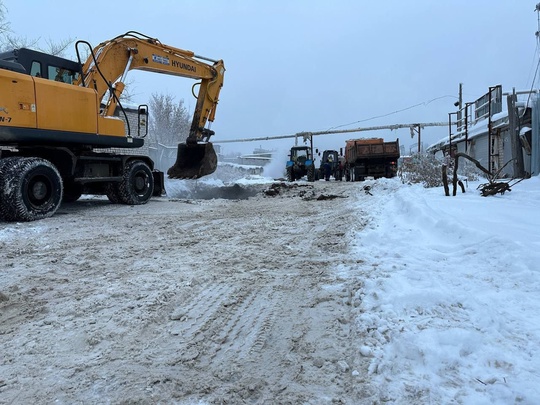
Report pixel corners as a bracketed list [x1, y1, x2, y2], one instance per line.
[427, 85, 539, 178]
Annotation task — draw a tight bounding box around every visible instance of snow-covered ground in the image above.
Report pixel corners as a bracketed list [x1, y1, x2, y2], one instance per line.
[1, 171, 539, 404]
[350, 176, 540, 404]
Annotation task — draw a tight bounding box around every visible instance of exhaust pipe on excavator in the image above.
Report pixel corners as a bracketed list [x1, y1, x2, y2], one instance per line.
[167, 141, 218, 179]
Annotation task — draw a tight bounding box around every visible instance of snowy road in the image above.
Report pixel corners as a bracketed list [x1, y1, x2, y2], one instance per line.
[0, 180, 377, 404]
[3, 175, 539, 404]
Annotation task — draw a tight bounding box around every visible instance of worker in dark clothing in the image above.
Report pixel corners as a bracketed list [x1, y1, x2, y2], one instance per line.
[336, 160, 343, 181]
[323, 159, 331, 181]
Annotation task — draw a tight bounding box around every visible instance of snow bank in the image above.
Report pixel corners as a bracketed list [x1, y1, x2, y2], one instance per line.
[351, 177, 540, 404]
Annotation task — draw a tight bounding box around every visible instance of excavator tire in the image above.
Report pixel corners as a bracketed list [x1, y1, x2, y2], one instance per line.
[0, 157, 11, 220]
[118, 160, 154, 205]
[0, 157, 63, 222]
[105, 182, 122, 204]
[167, 142, 217, 179]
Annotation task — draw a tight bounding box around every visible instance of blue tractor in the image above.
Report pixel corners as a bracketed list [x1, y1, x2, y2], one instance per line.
[286, 146, 316, 182]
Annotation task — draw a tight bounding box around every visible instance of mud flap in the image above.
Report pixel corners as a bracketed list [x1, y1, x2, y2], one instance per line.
[152, 170, 166, 196]
[167, 142, 218, 179]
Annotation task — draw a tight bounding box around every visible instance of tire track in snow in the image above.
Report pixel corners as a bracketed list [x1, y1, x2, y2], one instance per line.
[0, 180, 381, 404]
[168, 283, 236, 340]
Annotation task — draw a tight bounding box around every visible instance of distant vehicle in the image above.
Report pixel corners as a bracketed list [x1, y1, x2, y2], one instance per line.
[317, 149, 343, 181]
[286, 145, 316, 182]
[344, 138, 400, 181]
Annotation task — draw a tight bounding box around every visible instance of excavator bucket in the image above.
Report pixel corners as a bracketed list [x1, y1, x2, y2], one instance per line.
[167, 142, 218, 179]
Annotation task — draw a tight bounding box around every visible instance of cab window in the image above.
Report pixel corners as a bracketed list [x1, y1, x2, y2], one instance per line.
[30, 61, 42, 77]
[48, 65, 79, 84]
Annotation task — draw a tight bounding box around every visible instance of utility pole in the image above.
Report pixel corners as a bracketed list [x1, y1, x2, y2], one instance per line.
[456, 83, 463, 131]
[507, 89, 525, 177]
[409, 124, 422, 153]
[417, 125, 421, 153]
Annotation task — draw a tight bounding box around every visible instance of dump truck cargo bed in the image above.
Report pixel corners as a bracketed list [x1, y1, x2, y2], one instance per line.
[344, 138, 400, 181]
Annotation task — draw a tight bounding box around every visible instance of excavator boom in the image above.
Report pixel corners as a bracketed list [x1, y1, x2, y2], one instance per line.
[75, 31, 225, 179]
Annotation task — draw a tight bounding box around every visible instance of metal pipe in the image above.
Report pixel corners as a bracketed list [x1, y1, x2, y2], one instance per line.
[194, 54, 219, 63]
[502, 89, 540, 96]
[214, 121, 452, 144]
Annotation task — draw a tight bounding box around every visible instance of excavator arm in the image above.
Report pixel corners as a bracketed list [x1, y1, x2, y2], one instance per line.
[75, 31, 225, 179]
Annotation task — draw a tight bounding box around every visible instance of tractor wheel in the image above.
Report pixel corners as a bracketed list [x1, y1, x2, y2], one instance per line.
[118, 160, 154, 205]
[307, 166, 315, 182]
[286, 167, 295, 182]
[0, 157, 63, 222]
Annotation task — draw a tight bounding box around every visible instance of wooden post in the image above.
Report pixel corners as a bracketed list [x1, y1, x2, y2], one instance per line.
[417, 125, 421, 153]
[452, 153, 459, 196]
[442, 165, 450, 196]
[507, 91, 525, 177]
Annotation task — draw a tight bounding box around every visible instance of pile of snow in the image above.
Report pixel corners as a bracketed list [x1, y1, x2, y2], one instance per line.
[349, 177, 540, 403]
[164, 161, 275, 199]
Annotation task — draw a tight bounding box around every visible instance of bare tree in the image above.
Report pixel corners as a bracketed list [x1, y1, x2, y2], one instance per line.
[1, 34, 39, 52]
[1, 34, 73, 56]
[0, 1, 13, 50]
[148, 93, 191, 146]
[42, 37, 73, 57]
[0, 1, 9, 37]
[0, 2, 73, 55]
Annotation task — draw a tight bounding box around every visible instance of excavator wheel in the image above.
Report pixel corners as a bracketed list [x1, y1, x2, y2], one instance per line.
[0, 157, 63, 222]
[118, 160, 154, 205]
[167, 142, 217, 179]
[105, 182, 122, 204]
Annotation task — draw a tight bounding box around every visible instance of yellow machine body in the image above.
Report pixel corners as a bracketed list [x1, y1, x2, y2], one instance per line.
[0, 69, 124, 138]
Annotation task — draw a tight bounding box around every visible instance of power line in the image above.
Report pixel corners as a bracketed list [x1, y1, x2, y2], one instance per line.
[324, 95, 458, 131]
[214, 95, 458, 145]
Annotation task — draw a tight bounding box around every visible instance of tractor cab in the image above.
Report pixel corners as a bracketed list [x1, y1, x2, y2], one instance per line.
[290, 146, 312, 163]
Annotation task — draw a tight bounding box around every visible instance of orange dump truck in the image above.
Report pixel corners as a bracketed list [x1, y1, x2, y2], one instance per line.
[344, 138, 400, 181]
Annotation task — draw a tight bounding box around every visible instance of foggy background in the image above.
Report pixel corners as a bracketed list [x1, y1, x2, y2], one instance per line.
[5, 1, 538, 157]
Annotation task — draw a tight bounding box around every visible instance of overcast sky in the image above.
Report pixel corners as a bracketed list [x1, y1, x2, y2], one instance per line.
[4, 1, 538, 155]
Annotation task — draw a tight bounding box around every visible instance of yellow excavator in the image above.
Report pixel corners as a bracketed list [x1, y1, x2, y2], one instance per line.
[0, 31, 225, 221]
